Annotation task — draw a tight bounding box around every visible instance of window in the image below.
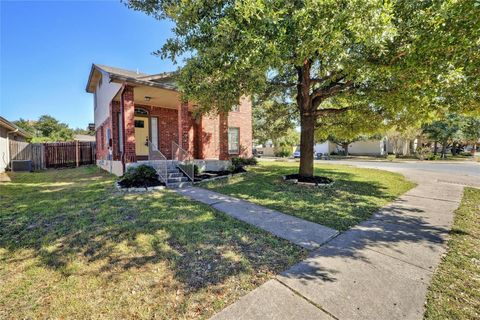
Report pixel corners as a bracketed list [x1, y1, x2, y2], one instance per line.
[231, 105, 240, 112]
[228, 127, 239, 154]
[135, 107, 148, 115]
[134, 120, 145, 128]
[117, 113, 123, 153]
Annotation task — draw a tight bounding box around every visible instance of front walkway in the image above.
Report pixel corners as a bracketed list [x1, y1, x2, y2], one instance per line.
[176, 187, 338, 250]
[178, 169, 479, 319]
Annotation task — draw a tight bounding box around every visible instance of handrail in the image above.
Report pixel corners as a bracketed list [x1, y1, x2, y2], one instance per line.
[172, 141, 194, 181]
[148, 140, 168, 183]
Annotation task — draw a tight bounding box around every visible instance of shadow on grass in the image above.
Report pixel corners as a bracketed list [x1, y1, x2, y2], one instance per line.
[0, 167, 302, 293]
[202, 163, 413, 231]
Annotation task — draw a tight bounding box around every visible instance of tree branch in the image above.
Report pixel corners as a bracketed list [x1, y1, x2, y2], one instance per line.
[315, 107, 350, 117]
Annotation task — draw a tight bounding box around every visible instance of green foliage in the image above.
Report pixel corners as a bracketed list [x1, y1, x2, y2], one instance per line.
[253, 98, 297, 145]
[231, 157, 258, 172]
[12, 118, 36, 136]
[14, 115, 75, 142]
[274, 149, 292, 158]
[118, 165, 160, 188]
[126, 0, 479, 175]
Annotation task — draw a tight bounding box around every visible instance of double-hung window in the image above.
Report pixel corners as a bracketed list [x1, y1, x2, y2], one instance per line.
[228, 127, 239, 154]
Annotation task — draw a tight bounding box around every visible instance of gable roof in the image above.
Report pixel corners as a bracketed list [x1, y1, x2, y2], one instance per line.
[0, 116, 33, 139]
[85, 64, 178, 93]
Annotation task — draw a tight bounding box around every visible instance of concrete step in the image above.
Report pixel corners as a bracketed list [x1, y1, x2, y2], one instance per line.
[168, 176, 189, 183]
[166, 181, 192, 189]
[168, 172, 184, 178]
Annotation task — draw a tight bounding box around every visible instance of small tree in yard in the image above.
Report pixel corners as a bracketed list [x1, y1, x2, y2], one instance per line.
[127, 0, 479, 177]
[422, 114, 463, 158]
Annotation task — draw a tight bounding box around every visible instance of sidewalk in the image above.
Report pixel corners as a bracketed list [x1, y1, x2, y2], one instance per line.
[204, 169, 478, 320]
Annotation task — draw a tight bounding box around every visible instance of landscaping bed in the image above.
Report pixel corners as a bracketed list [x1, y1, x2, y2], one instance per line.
[201, 161, 415, 231]
[283, 173, 333, 186]
[194, 169, 246, 182]
[0, 166, 305, 319]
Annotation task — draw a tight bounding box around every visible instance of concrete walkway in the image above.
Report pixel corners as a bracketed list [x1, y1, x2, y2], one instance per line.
[176, 187, 338, 250]
[207, 168, 479, 320]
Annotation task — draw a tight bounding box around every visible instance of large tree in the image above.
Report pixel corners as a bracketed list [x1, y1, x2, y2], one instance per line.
[127, 0, 479, 177]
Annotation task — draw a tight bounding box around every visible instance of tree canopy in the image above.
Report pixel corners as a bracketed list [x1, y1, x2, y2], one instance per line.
[127, 0, 479, 176]
[14, 115, 75, 143]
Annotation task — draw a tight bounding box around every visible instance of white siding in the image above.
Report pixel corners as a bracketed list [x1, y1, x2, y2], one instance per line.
[94, 71, 122, 129]
[314, 141, 336, 154]
[0, 127, 8, 173]
[347, 140, 384, 155]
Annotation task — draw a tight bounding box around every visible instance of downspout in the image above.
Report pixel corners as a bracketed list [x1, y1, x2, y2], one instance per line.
[6, 128, 19, 170]
[119, 83, 126, 174]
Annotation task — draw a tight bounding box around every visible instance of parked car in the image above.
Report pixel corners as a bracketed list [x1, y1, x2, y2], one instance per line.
[293, 150, 301, 158]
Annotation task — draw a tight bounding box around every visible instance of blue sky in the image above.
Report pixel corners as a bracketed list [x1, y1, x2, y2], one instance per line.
[1, 0, 179, 129]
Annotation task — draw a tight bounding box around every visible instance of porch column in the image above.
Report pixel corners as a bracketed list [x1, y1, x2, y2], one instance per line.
[122, 85, 136, 163]
[110, 101, 121, 160]
[219, 112, 229, 160]
[178, 101, 190, 151]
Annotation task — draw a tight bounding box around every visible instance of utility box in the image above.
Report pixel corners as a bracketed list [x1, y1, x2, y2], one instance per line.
[11, 160, 32, 172]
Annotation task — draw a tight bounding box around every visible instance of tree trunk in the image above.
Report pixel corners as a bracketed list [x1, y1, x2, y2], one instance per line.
[299, 112, 315, 177]
[441, 142, 448, 158]
[342, 142, 349, 156]
[434, 141, 438, 155]
[297, 60, 315, 178]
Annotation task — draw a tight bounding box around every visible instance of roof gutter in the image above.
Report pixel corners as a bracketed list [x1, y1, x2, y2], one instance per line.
[109, 74, 179, 92]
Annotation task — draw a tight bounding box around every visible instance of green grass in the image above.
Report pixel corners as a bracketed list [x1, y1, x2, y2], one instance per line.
[201, 161, 415, 231]
[0, 166, 305, 319]
[424, 187, 480, 319]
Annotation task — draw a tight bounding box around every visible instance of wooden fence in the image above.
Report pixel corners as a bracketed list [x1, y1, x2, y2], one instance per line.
[9, 140, 96, 170]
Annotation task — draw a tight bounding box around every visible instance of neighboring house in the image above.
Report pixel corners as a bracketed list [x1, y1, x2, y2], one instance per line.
[0, 116, 32, 173]
[86, 64, 252, 176]
[74, 134, 96, 142]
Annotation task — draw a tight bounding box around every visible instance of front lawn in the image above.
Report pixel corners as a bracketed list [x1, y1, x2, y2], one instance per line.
[0, 166, 305, 319]
[424, 187, 480, 319]
[201, 161, 415, 231]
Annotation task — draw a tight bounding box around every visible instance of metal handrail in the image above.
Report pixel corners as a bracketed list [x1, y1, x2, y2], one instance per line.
[172, 141, 194, 181]
[148, 140, 168, 183]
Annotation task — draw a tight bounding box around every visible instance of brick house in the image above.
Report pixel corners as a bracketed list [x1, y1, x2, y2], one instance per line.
[86, 64, 252, 177]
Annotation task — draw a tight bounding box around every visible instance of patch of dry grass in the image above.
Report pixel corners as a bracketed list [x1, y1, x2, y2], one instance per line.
[0, 166, 305, 319]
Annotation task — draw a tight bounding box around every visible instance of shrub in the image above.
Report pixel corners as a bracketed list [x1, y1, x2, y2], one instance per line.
[118, 165, 160, 188]
[386, 154, 396, 161]
[427, 153, 441, 160]
[230, 157, 258, 173]
[274, 149, 291, 157]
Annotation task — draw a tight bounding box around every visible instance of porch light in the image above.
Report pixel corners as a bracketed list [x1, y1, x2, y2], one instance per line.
[144, 96, 152, 102]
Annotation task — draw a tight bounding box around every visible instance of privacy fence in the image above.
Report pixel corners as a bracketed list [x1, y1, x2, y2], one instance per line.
[9, 140, 96, 170]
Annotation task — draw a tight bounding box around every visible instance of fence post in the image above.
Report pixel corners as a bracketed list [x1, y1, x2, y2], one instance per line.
[76, 140, 79, 167]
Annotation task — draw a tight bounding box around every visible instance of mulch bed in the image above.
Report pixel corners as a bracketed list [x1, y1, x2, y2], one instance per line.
[283, 174, 333, 186]
[194, 168, 246, 182]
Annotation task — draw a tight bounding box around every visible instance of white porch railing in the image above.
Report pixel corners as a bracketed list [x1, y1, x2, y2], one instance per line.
[172, 141, 194, 181]
[148, 140, 168, 183]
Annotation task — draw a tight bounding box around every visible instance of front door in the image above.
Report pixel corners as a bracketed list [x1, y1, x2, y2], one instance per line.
[134, 116, 149, 156]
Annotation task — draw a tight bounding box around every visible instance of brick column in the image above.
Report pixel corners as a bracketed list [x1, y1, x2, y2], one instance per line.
[178, 101, 190, 151]
[122, 86, 136, 163]
[219, 112, 229, 160]
[110, 101, 120, 160]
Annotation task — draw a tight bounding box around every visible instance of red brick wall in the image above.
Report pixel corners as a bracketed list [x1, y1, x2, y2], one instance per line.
[123, 86, 136, 163]
[99, 90, 252, 163]
[198, 114, 220, 159]
[110, 101, 120, 160]
[220, 95, 253, 159]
